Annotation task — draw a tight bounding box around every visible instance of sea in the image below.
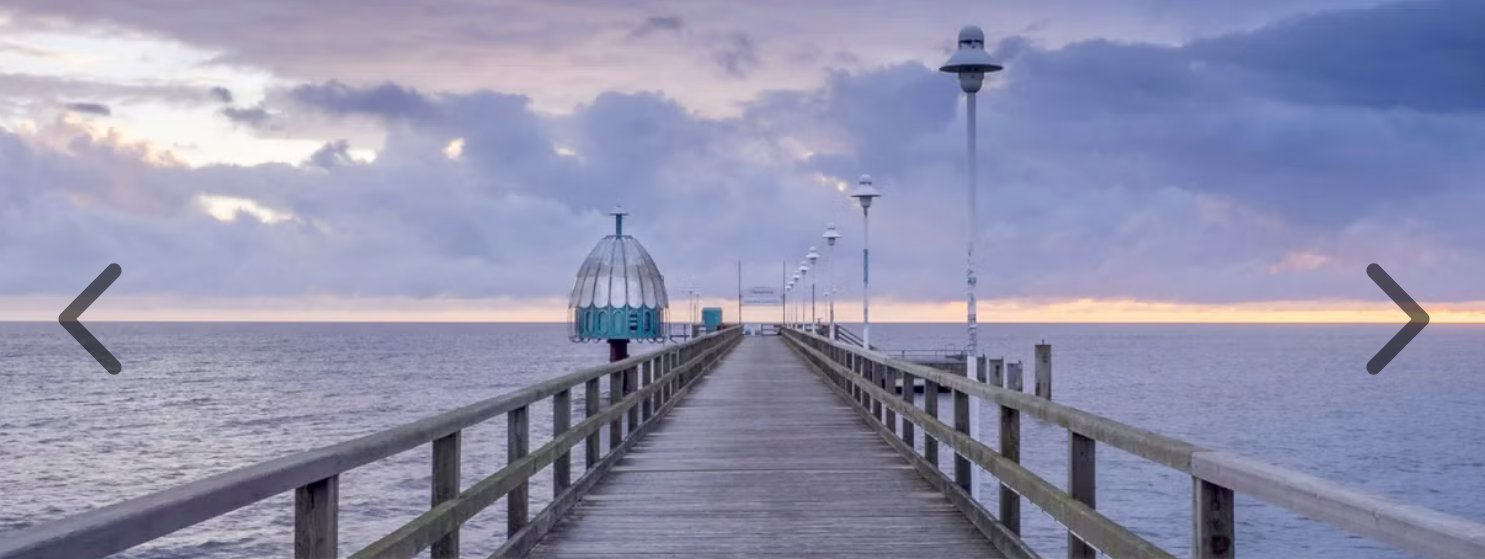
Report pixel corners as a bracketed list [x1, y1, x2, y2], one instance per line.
[2, 322, 1482, 558]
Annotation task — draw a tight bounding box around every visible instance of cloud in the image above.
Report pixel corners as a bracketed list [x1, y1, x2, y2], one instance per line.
[220, 105, 271, 127]
[63, 101, 110, 115]
[630, 15, 684, 38]
[2, 0, 1483, 311]
[209, 86, 233, 104]
[712, 33, 759, 78]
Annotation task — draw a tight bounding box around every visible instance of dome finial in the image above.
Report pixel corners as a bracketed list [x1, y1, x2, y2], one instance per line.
[609, 204, 629, 236]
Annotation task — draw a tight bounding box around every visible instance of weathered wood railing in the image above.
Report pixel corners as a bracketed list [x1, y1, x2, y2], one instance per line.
[782, 328, 1485, 559]
[0, 326, 742, 559]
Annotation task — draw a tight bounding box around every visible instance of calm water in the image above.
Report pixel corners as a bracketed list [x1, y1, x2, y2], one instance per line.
[2, 322, 1483, 558]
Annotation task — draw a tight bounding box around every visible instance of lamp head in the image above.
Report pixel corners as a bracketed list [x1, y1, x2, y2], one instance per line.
[807, 247, 820, 263]
[939, 25, 1002, 93]
[822, 223, 841, 245]
[850, 174, 882, 210]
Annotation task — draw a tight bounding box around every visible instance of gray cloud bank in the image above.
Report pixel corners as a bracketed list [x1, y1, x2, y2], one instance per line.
[1, 0, 1483, 306]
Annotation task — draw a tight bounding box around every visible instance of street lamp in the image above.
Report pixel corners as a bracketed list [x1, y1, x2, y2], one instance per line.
[822, 224, 841, 340]
[806, 246, 820, 332]
[940, 25, 1002, 361]
[790, 274, 800, 327]
[850, 174, 882, 349]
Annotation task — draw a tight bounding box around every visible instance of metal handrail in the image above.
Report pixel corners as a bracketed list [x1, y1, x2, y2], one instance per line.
[783, 327, 1485, 559]
[0, 327, 743, 559]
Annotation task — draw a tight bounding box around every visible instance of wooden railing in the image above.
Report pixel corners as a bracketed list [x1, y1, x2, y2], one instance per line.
[0, 326, 742, 559]
[782, 328, 1485, 559]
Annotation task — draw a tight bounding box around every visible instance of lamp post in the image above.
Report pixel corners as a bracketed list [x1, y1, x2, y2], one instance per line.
[806, 247, 820, 331]
[939, 25, 1002, 361]
[850, 174, 882, 349]
[822, 224, 841, 339]
[790, 274, 800, 327]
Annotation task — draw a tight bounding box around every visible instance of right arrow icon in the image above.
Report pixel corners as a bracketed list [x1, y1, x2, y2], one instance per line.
[1366, 263, 1428, 375]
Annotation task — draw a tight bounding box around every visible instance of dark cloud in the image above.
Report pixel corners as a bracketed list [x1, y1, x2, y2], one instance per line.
[288, 80, 439, 121]
[209, 86, 234, 104]
[712, 33, 759, 78]
[221, 105, 271, 127]
[630, 15, 684, 38]
[63, 102, 111, 115]
[305, 139, 355, 168]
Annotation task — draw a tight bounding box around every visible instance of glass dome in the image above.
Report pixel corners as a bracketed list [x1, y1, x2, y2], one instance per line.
[568, 210, 668, 341]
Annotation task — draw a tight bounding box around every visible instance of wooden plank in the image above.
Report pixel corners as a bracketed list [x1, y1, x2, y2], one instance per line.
[1191, 450, 1485, 559]
[431, 432, 460, 559]
[294, 476, 338, 559]
[529, 337, 1003, 558]
[923, 379, 939, 467]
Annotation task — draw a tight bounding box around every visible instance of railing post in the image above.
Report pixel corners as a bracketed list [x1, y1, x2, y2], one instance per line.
[872, 362, 884, 422]
[884, 366, 898, 434]
[1068, 432, 1096, 558]
[640, 360, 653, 422]
[953, 389, 971, 492]
[431, 432, 460, 559]
[923, 379, 939, 466]
[584, 378, 600, 470]
[294, 476, 338, 559]
[1002, 360, 1023, 534]
[1035, 342, 1052, 400]
[553, 390, 572, 496]
[609, 370, 623, 451]
[626, 363, 640, 435]
[900, 370, 915, 447]
[1193, 478, 1235, 559]
[507, 405, 529, 537]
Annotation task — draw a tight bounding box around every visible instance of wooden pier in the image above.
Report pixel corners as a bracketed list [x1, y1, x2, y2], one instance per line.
[4, 325, 1485, 559]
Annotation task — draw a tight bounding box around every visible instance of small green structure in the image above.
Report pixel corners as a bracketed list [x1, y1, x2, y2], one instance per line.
[702, 307, 723, 333]
[569, 208, 669, 360]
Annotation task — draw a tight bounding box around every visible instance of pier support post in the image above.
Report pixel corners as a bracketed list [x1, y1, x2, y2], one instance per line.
[584, 378, 600, 470]
[294, 475, 338, 559]
[1068, 433, 1096, 558]
[1002, 361, 1023, 535]
[553, 390, 572, 495]
[953, 389, 971, 492]
[507, 406, 529, 537]
[1193, 479, 1235, 559]
[1035, 342, 1052, 400]
[626, 364, 639, 436]
[431, 432, 460, 559]
[640, 360, 653, 423]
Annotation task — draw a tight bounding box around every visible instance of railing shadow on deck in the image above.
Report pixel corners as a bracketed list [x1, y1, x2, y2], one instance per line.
[781, 327, 1485, 559]
[0, 327, 743, 559]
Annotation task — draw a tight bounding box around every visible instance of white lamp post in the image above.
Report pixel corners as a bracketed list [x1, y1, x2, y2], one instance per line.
[822, 224, 841, 339]
[939, 25, 1002, 361]
[806, 247, 820, 331]
[790, 274, 800, 327]
[850, 174, 882, 349]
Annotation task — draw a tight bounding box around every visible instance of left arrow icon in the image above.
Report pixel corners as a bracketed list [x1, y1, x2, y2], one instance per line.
[60, 263, 122, 374]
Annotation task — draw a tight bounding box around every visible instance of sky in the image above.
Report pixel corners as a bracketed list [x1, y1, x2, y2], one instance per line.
[0, 0, 1483, 322]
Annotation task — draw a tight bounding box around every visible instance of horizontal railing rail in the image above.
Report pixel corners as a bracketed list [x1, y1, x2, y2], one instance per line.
[782, 327, 1485, 559]
[0, 326, 743, 559]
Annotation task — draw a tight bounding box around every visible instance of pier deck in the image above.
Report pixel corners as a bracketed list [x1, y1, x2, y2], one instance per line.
[529, 336, 1003, 557]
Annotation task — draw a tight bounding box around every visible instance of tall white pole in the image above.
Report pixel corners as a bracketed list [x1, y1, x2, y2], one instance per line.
[966, 92, 979, 359]
[862, 207, 872, 349]
[828, 243, 836, 339]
